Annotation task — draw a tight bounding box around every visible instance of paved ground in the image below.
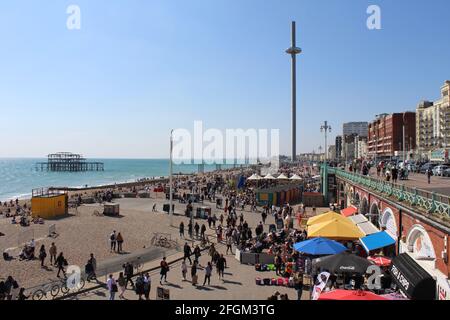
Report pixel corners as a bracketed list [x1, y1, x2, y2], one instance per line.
[368, 168, 450, 196]
[1, 191, 328, 300]
[66, 242, 309, 301]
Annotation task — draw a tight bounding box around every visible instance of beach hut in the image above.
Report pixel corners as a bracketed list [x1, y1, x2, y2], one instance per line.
[31, 189, 68, 219]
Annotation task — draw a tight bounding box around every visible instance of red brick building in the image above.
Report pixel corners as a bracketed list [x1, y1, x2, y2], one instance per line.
[368, 112, 416, 158]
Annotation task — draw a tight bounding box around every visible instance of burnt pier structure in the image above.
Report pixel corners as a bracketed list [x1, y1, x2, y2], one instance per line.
[36, 152, 104, 172]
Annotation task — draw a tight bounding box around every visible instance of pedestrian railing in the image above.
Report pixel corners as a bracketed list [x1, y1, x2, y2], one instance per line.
[328, 167, 450, 220]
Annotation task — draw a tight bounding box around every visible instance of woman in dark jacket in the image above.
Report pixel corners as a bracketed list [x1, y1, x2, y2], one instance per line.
[0, 281, 6, 300]
[39, 245, 47, 267]
[135, 274, 145, 300]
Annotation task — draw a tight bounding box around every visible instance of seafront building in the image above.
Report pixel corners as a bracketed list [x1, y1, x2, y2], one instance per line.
[354, 136, 368, 159]
[328, 145, 336, 161]
[367, 112, 416, 159]
[343, 122, 369, 137]
[342, 134, 358, 162]
[416, 81, 450, 160]
[335, 136, 343, 161]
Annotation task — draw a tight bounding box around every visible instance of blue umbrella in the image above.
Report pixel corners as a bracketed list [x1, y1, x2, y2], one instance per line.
[293, 237, 347, 255]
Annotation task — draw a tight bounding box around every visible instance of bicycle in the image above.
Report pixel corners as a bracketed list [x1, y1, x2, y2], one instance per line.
[31, 278, 68, 301]
[32, 276, 86, 300]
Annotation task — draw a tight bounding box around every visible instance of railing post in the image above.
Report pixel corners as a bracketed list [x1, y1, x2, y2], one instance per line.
[412, 187, 418, 206]
[398, 184, 405, 202]
[428, 192, 437, 214]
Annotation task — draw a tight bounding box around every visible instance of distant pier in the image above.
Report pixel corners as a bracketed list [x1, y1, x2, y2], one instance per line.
[36, 152, 104, 172]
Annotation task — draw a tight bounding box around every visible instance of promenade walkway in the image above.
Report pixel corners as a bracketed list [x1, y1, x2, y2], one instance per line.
[368, 168, 450, 196]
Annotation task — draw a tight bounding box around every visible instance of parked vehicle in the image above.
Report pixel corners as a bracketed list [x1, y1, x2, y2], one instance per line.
[407, 163, 418, 172]
[443, 168, 450, 177]
[432, 165, 449, 176]
[420, 163, 438, 174]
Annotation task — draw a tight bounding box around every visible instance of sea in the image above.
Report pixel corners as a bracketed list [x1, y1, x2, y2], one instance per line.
[0, 158, 237, 201]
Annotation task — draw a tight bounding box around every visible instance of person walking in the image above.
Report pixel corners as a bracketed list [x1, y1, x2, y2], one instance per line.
[294, 273, 304, 300]
[194, 222, 200, 239]
[226, 236, 233, 255]
[160, 257, 169, 284]
[216, 254, 227, 281]
[135, 274, 145, 300]
[181, 260, 188, 281]
[200, 224, 207, 240]
[179, 222, 185, 238]
[55, 252, 67, 278]
[261, 211, 267, 225]
[188, 221, 193, 239]
[275, 254, 282, 276]
[183, 242, 192, 264]
[193, 245, 201, 266]
[203, 262, 212, 286]
[427, 168, 432, 184]
[86, 253, 97, 282]
[109, 231, 117, 253]
[143, 273, 151, 300]
[123, 262, 134, 289]
[117, 272, 126, 299]
[38, 245, 47, 267]
[116, 232, 124, 253]
[191, 261, 198, 286]
[49, 243, 57, 266]
[107, 274, 117, 300]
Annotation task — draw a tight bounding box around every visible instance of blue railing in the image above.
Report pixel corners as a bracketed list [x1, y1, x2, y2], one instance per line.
[328, 167, 450, 220]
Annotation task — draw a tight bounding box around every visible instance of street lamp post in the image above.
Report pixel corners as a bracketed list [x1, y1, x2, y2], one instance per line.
[320, 121, 332, 161]
[169, 129, 174, 227]
[403, 114, 406, 164]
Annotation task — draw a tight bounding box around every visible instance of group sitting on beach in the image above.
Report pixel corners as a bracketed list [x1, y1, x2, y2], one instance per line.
[18, 240, 36, 261]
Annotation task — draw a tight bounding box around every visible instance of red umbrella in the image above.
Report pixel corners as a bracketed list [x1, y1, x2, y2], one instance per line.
[318, 290, 389, 301]
[368, 256, 392, 267]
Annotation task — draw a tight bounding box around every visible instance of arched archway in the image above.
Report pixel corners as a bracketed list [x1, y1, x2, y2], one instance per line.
[369, 202, 380, 227]
[406, 225, 436, 261]
[360, 197, 369, 215]
[339, 183, 346, 209]
[380, 208, 397, 238]
[346, 186, 354, 207]
[354, 191, 360, 207]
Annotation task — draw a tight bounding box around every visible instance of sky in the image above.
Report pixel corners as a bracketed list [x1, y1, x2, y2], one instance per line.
[0, 0, 449, 159]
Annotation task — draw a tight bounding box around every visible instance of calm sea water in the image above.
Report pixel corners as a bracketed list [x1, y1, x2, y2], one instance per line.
[0, 158, 234, 201]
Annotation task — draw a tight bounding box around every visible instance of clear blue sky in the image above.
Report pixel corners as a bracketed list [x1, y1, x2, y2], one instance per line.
[1, 0, 449, 158]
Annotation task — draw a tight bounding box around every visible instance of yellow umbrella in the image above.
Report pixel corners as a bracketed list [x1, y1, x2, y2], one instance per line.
[307, 219, 365, 240]
[307, 211, 354, 226]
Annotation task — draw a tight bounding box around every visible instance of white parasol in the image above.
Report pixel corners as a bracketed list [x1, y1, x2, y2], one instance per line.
[263, 173, 276, 180]
[277, 173, 289, 180]
[247, 174, 262, 181]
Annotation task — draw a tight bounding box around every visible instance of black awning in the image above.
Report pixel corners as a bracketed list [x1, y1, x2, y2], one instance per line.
[389, 253, 436, 300]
